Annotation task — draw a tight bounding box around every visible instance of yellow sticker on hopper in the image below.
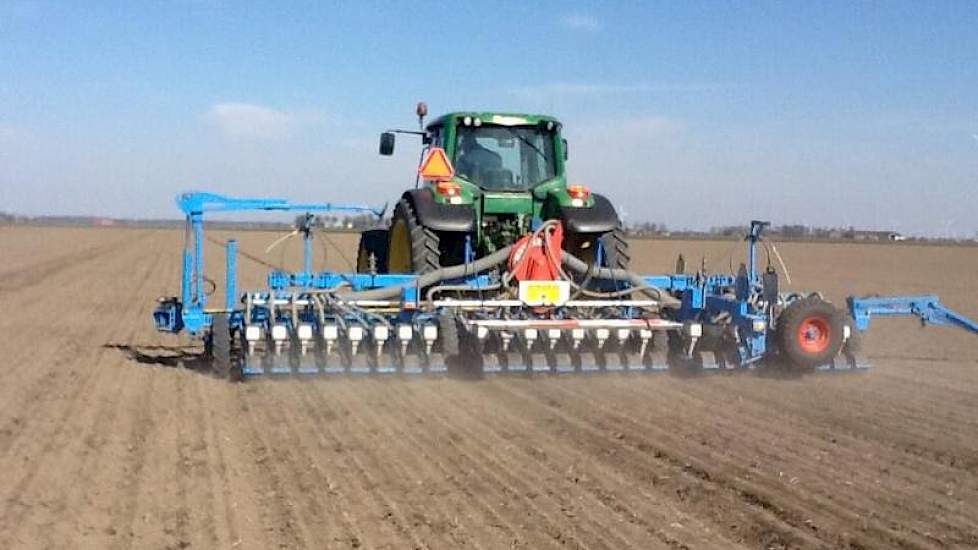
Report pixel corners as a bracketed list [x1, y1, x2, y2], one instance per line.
[519, 280, 570, 306]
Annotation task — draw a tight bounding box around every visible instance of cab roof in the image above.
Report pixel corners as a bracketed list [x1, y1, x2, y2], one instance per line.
[427, 111, 561, 130]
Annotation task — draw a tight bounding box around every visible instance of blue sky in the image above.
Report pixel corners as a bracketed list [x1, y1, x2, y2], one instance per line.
[1, 1, 976, 236]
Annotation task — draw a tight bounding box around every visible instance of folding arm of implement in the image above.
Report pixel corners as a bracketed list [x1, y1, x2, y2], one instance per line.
[154, 191, 382, 335]
[847, 295, 978, 336]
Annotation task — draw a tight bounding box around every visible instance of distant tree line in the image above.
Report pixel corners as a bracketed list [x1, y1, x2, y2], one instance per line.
[624, 221, 975, 244]
[2, 212, 976, 243]
[626, 221, 670, 236]
[701, 224, 906, 241]
[309, 213, 381, 230]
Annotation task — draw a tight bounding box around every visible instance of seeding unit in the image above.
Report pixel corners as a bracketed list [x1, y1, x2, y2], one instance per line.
[152, 191, 978, 380]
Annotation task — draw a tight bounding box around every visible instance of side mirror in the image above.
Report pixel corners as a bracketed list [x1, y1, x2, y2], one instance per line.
[379, 132, 395, 156]
[562, 138, 569, 161]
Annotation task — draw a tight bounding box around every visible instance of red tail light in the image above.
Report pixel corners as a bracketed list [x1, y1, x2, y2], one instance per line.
[435, 181, 461, 197]
[568, 184, 590, 200]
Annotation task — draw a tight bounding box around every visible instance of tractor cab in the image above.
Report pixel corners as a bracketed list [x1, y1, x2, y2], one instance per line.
[372, 105, 624, 275]
[380, 110, 568, 194]
[429, 113, 565, 193]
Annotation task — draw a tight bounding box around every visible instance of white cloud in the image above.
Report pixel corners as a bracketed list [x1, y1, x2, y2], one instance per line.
[559, 14, 600, 32]
[203, 102, 295, 141]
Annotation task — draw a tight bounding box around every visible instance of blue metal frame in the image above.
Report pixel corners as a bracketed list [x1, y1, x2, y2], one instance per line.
[848, 295, 978, 335]
[155, 193, 977, 371]
[225, 240, 237, 311]
[167, 192, 383, 335]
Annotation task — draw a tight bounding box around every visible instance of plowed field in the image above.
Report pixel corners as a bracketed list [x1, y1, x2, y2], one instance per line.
[1, 226, 976, 549]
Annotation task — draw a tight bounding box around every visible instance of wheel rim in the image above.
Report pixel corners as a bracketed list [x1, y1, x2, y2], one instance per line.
[388, 218, 411, 273]
[796, 316, 831, 354]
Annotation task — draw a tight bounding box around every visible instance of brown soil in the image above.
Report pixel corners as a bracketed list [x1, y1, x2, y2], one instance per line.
[0, 226, 976, 549]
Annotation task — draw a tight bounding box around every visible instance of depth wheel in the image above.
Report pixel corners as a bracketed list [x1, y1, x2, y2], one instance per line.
[776, 297, 845, 368]
[387, 198, 441, 274]
[210, 313, 234, 379]
[438, 312, 482, 377]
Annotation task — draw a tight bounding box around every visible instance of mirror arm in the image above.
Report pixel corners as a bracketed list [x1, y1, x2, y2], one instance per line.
[386, 128, 430, 145]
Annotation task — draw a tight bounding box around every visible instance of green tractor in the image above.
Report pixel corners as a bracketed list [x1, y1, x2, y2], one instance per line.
[356, 103, 629, 275]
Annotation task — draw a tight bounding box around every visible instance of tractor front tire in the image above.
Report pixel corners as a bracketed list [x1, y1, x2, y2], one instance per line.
[387, 198, 441, 274]
[776, 297, 845, 368]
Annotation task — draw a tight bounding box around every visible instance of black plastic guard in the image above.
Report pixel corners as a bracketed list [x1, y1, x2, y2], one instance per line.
[560, 193, 620, 234]
[407, 189, 476, 232]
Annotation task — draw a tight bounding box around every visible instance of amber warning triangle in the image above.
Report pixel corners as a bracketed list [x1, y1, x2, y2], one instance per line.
[418, 147, 454, 181]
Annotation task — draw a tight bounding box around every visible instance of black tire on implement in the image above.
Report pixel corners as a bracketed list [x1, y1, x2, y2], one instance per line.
[210, 313, 235, 379]
[438, 312, 460, 359]
[438, 312, 482, 376]
[775, 297, 845, 368]
[387, 198, 441, 274]
[356, 228, 389, 274]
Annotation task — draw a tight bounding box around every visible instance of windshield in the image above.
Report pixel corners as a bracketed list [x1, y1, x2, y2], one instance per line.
[454, 125, 557, 190]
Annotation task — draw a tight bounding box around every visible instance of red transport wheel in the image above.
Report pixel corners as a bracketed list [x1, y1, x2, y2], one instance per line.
[776, 297, 845, 368]
[796, 316, 831, 354]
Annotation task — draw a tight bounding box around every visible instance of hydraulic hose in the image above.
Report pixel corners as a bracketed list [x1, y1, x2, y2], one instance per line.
[336, 245, 516, 301]
[537, 218, 681, 308]
[559, 252, 681, 308]
[334, 226, 681, 309]
[426, 283, 503, 304]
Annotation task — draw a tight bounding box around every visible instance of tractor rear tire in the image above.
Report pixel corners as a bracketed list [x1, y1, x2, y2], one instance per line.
[356, 229, 389, 274]
[565, 228, 630, 270]
[387, 198, 441, 274]
[776, 297, 845, 368]
[599, 228, 631, 270]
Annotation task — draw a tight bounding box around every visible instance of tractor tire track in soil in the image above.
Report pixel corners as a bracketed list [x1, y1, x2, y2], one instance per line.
[1, 227, 976, 549]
